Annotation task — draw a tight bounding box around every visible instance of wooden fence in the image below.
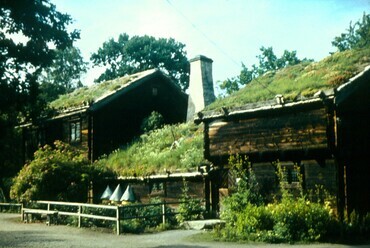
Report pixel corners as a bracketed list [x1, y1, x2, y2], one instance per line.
[21, 200, 189, 235]
[0, 203, 22, 213]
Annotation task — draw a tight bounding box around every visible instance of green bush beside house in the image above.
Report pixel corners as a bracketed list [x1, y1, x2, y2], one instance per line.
[217, 155, 370, 243]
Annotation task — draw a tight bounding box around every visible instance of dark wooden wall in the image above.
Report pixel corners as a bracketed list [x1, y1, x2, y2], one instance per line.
[208, 106, 330, 163]
[92, 76, 187, 160]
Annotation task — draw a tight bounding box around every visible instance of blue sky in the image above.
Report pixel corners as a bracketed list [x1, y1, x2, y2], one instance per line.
[51, 0, 369, 88]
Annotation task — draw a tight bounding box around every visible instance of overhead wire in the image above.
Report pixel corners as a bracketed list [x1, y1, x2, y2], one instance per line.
[165, 0, 240, 67]
[165, 0, 276, 95]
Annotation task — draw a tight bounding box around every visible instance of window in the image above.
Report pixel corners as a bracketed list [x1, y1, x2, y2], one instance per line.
[150, 182, 166, 196]
[70, 121, 81, 143]
[286, 168, 299, 184]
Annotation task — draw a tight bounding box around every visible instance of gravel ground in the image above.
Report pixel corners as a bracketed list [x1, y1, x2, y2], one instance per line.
[1, 213, 369, 248]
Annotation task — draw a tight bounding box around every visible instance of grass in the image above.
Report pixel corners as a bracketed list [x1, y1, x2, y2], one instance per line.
[206, 47, 370, 111]
[95, 122, 206, 177]
[49, 73, 141, 110]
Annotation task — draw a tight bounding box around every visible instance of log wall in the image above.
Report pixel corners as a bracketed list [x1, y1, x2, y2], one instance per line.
[208, 108, 329, 158]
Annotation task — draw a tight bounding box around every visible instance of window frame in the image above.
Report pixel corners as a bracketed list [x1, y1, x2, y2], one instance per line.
[70, 120, 82, 143]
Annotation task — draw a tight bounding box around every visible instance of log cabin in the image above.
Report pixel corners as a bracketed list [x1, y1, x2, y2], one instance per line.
[196, 65, 370, 217]
[21, 68, 188, 162]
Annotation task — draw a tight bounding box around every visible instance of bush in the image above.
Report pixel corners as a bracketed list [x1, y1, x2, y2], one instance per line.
[270, 198, 332, 242]
[219, 159, 337, 243]
[10, 141, 111, 202]
[121, 198, 177, 234]
[176, 180, 204, 224]
[140, 111, 164, 133]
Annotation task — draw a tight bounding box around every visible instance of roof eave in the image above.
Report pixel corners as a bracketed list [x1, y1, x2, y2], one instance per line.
[196, 95, 333, 124]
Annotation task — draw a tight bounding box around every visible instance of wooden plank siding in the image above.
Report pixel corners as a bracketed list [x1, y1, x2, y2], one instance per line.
[208, 108, 329, 158]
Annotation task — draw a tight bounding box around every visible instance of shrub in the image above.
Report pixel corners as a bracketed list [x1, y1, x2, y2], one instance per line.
[140, 111, 164, 133]
[176, 180, 204, 224]
[270, 198, 332, 242]
[344, 211, 370, 238]
[121, 198, 177, 234]
[142, 197, 176, 228]
[10, 141, 111, 202]
[219, 159, 337, 243]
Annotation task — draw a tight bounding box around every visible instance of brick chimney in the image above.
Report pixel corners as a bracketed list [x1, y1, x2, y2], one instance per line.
[186, 55, 215, 121]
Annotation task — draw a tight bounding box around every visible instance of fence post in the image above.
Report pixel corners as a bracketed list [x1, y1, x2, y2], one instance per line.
[162, 201, 166, 225]
[21, 203, 24, 221]
[47, 202, 50, 211]
[78, 205, 82, 228]
[116, 206, 120, 235]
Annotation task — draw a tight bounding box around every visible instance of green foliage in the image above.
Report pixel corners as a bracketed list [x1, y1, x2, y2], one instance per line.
[140, 111, 164, 133]
[10, 141, 110, 202]
[121, 198, 176, 234]
[332, 12, 370, 51]
[208, 46, 370, 110]
[96, 122, 207, 177]
[218, 77, 241, 96]
[0, 0, 79, 122]
[219, 12, 370, 98]
[223, 155, 263, 212]
[343, 211, 370, 238]
[39, 47, 88, 102]
[219, 46, 307, 95]
[176, 180, 204, 223]
[219, 159, 337, 243]
[0, 0, 79, 189]
[90, 33, 190, 90]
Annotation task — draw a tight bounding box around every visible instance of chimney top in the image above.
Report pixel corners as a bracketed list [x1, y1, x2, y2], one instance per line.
[186, 55, 215, 121]
[189, 55, 213, 63]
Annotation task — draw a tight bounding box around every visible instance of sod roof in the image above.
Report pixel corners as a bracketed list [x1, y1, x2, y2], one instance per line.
[205, 47, 370, 111]
[96, 48, 370, 177]
[49, 69, 158, 110]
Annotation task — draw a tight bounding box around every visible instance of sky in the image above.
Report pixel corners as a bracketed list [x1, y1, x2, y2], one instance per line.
[51, 0, 370, 90]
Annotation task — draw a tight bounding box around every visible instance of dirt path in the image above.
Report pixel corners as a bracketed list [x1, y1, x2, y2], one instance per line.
[1, 213, 369, 248]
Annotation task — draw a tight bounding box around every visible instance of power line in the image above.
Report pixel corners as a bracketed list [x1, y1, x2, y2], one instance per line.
[165, 0, 275, 96]
[165, 0, 240, 67]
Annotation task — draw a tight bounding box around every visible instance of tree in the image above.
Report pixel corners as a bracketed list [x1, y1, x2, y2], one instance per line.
[39, 47, 88, 102]
[220, 46, 307, 95]
[140, 111, 164, 133]
[91, 33, 190, 90]
[332, 12, 370, 51]
[0, 0, 79, 197]
[0, 0, 79, 120]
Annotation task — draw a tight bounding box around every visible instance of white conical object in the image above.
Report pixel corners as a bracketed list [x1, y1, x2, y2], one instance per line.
[109, 184, 123, 202]
[100, 185, 113, 200]
[120, 185, 135, 202]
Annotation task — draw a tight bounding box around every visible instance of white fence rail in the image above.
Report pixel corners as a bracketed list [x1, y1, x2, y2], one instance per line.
[21, 200, 187, 235]
[0, 203, 22, 212]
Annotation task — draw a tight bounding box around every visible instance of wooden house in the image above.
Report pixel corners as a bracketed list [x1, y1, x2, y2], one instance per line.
[22, 69, 188, 162]
[21, 56, 216, 207]
[196, 65, 370, 217]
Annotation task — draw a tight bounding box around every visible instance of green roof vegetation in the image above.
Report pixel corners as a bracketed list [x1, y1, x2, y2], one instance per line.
[206, 47, 370, 111]
[95, 122, 207, 177]
[49, 74, 138, 110]
[95, 47, 370, 177]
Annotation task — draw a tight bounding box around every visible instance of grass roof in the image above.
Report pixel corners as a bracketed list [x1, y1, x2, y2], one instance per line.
[95, 47, 370, 177]
[95, 122, 207, 177]
[49, 69, 156, 110]
[206, 47, 370, 111]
